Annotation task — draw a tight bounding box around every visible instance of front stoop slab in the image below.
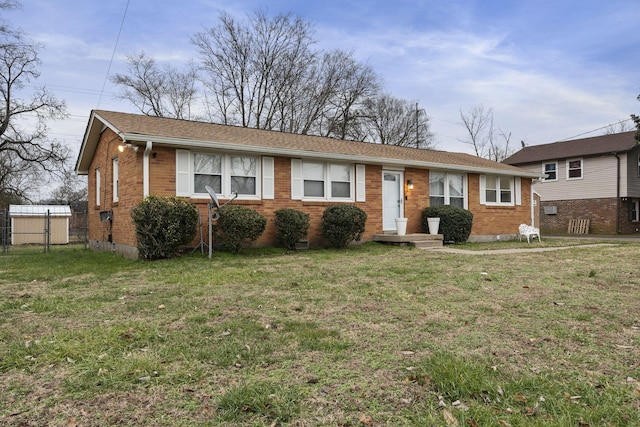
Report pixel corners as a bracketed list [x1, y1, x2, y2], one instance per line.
[372, 233, 443, 249]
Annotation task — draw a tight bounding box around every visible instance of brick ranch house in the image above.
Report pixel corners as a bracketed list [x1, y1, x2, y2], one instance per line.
[504, 131, 640, 235]
[75, 110, 539, 258]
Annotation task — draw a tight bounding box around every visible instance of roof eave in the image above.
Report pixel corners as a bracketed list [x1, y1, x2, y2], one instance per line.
[121, 133, 539, 178]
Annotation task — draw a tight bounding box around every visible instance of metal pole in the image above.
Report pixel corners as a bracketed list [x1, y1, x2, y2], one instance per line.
[208, 203, 212, 259]
[415, 103, 419, 148]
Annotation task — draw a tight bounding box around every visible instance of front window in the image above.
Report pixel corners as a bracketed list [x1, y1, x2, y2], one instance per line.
[632, 199, 639, 222]
[302, 161, 353, 200]
[567, 159, 583, 179]
[194, 153, 222, 194]
[483, 175, 513, 205]
[543, 162, 557, 181]
[230, 156, 257, 195]
[430, 172, 465, 208]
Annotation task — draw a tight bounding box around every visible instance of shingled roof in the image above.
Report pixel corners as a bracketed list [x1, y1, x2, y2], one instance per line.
[504, 131, 638, 166]
[77, 110, 536, 177]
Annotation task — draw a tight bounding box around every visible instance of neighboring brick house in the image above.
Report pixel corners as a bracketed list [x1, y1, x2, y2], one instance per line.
[75, 110, 538, 258]
[504, 131, 640, 235]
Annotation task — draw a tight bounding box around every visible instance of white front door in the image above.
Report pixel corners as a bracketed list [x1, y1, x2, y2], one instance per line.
[383, 171, 403, 231]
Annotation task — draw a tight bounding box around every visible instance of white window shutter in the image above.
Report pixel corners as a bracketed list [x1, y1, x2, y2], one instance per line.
[176, 149, 191, 196]
[355, 164, 366, 202]
[291, 159, 303, 200]
[262, 156, 274, 199]
[515, 177, 522, 205]
[479, 175, 486, 205]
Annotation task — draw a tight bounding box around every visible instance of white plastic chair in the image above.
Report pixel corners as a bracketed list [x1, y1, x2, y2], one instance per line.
[518, 224, 541, 243]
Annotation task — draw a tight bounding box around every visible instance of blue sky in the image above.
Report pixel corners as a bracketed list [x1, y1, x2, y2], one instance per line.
[9, 0, 640, 160]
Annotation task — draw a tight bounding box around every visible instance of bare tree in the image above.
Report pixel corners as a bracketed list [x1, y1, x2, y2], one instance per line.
[111, 52, 199, 120]
[192, 11, 383, 141]
[358, 94, 435, 148]
[0, 0, 68, 204]
[192, 11, 316, 129]
[632, 94, 640, 142]
[459, 104, 513, 161]
[603, 119, 633, 135]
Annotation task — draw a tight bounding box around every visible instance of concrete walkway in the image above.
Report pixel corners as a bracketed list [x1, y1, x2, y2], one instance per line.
[429, 243, 618, 255]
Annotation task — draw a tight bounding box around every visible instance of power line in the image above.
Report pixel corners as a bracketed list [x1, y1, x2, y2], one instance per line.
[558, 118, 633, 141]
[97, 0, 130, 108]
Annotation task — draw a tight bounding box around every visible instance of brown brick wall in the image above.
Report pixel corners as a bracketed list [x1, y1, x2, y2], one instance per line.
[87, 131, 534, 251]
[467, 175, 533, 236]
[540, 198, 640, 234]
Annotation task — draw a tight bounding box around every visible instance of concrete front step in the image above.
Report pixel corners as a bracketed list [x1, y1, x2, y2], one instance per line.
[372, 233, 443, 248]
[413, 240, 443, 249]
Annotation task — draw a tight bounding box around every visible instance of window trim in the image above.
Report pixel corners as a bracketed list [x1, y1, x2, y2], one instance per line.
[542, 161, 558, 182]
[480, 175, 519, 207]
[301, 160, 354, 201]
[112, 157, 119, 203]
[566, 158, 583, 180]
[176, 150, 262, 200]
[632, 199, 639, 222]
[429, 171, 468, 209]
[95, 167, 101, 207]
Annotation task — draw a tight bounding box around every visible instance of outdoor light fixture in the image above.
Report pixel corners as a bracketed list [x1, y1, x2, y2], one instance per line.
[407, 179, 414, 190]
[118, 143, 139, 153]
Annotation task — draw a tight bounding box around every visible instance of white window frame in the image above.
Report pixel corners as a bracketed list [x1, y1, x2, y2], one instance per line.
[566, 158, 583, 180]
[429, 171, 468, 209]
[480, 175, 521, 206]
[542, 161, 558, 181]
[292, 160, 355, 202]
[112, 157, 119, 203]
[95, 167, 101, 207]
[176, 150, 262, 200]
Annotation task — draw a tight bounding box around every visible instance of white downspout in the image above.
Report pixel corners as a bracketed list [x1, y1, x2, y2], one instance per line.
[143, 141, 152, 198]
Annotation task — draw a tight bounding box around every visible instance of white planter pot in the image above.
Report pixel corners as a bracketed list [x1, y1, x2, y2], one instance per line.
[427, 217, 440, 235]
[395, 218, 408, 236]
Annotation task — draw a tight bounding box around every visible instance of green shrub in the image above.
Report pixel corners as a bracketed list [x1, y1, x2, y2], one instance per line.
[421, 204, 473, 244]
[215, 205, 267, 253]
[131, 195, 199, 259]
[321, 205, 367, 248]
[274, 208, 310, 250]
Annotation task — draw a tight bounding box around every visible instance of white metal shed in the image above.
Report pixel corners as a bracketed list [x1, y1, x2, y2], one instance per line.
[9, 205, 72, 245]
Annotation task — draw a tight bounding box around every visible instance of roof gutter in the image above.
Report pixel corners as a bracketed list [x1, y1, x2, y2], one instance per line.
[119, 132, 540, 178]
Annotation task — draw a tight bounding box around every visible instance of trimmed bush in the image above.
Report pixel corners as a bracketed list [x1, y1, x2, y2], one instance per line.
[421, 205, 473, 244]
[274, 208, 310, 250]
[131, 195, 199, 260]
[215, 205, 267, 253]
[321, 205, 367, 248]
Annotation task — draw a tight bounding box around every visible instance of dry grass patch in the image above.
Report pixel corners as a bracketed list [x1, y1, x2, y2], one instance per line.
[1, 242, 639, 426]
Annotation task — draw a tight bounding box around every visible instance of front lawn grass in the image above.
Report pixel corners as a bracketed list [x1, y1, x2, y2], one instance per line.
[1, 242, 639, 426]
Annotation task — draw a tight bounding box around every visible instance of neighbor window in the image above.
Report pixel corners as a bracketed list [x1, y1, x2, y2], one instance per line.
[632, 199, 640, 222]
[95, 168, 101, 206]
[112, 157, 119, 202]
[302, 160, 353, 200]
[567, 158, 583, 179]
[481, 175, 514, 205]
[543, 162, 557, 181]
[430, 172, 466, 208]
[637, 155, 640, 177]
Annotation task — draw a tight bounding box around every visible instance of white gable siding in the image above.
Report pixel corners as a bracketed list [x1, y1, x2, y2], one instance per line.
[528, 155, 620, 201]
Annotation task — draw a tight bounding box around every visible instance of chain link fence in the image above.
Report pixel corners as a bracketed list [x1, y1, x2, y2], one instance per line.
[0, 208, 88, 254]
